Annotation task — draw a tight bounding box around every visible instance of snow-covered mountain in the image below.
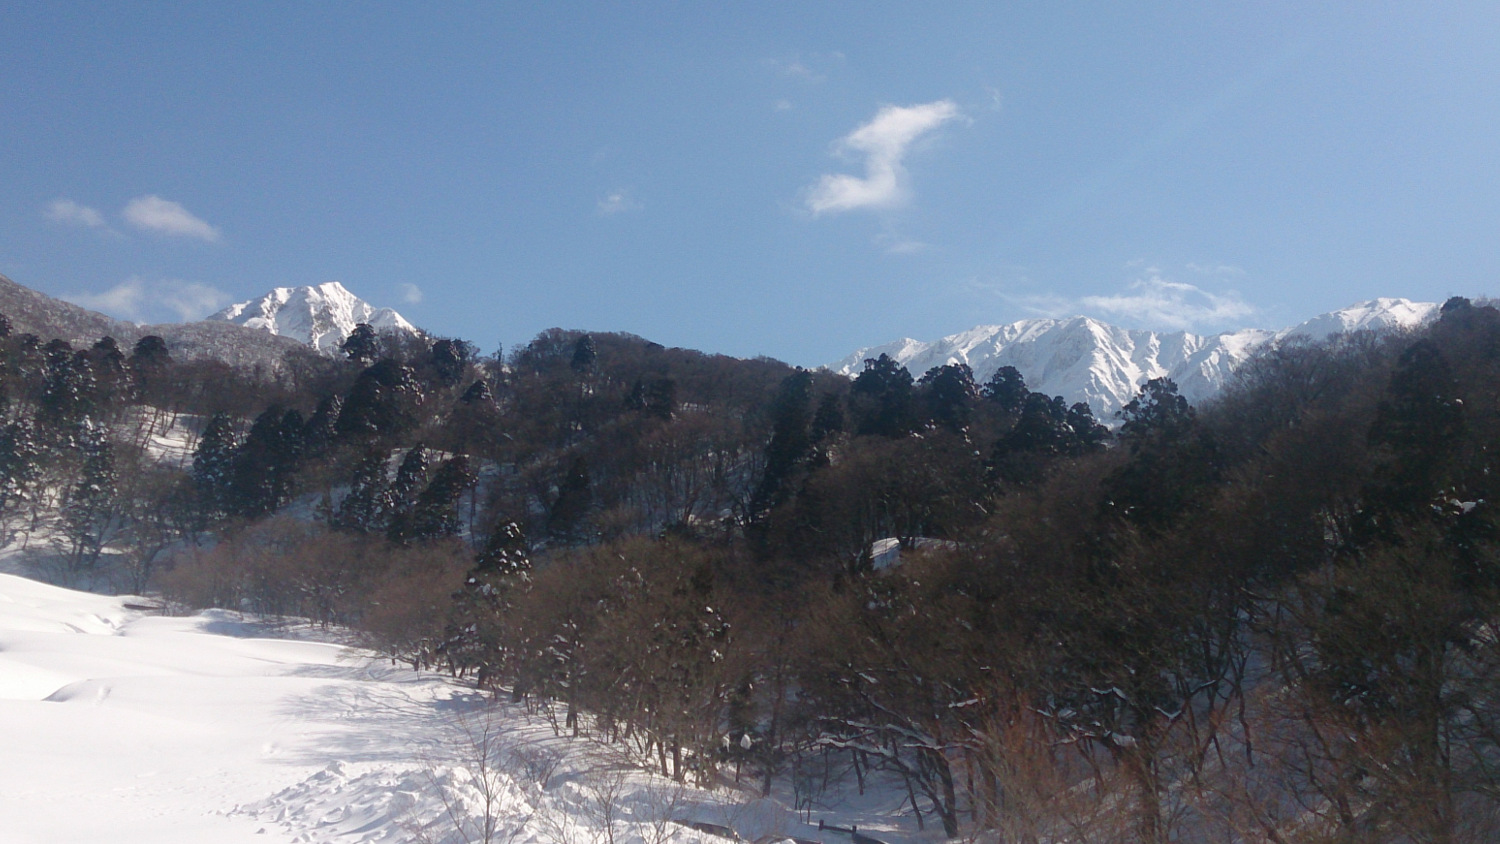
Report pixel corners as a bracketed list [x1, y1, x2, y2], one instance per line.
[831, 298, 1443, 418]
[208, 281, 418, 355]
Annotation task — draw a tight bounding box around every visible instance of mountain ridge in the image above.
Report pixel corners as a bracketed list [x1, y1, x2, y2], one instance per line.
[830, 298, 1443, 418]
[0, 272, 318, 371]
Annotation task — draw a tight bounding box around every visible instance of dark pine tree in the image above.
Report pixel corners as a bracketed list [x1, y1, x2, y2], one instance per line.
[570, 334, 598, 373]
[808, 391, 846, 467]
[548, 456, 593, 542]
[1065, 401, 1110, 454]
[396, 456, 476, 543]
[1102, 378, 1216, 530]
[982, 365, 1029, 412]
[229, 406, 304, 518]
[1361, 339, 1466, 537]
[430, 338, 472, 387]
[61, 425, 117, 569]
[340, 323, 379, 366]
[750, 370, 814, 521]
[302, 395, 343, 460]
[919, 363, 978, 433]
[1118, 377, 1195, 447]
[192, 413, 239, 524]
[335, 358, 422, 441]
[381, 444, 429, 540]
[850, 354, 917, 437]
[333, 449, 389, 533]
[0, 421, 39, 517]
[475, 520, 531, 576]
[459, 380, 493, 405]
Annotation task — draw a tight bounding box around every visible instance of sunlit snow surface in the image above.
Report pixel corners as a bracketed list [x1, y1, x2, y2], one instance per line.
[0, 573, 920, 844]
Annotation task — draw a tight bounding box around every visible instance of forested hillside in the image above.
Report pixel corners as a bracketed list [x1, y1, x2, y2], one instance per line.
[5, 297, 1500, 842]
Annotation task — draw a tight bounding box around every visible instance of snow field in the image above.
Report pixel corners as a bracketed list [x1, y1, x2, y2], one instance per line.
[0, 573, 920, 844]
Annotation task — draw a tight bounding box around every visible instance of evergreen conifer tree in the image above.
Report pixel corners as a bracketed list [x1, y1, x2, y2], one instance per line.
[302, 395, 343, 459]
[0, 421, 39, 517]
[548, 456, 592, 542]
[229, 406, 304, 518]
[334, 449, 389, 533]
[430, 338, 472, 387]
[61, 425, 117, 569]
[918, 363, 978, 432]
[397, 456, 475, 543]
[381, 444, 429, 539]
[340, 323, 379, 365]
[192, 412, 239, 524]
[850, 354, 917, 437]
[570, 334, 597, 373]
[982, 365, 1028, 412]
[475, 520, 530, 576]
[750, 370, 813, 520]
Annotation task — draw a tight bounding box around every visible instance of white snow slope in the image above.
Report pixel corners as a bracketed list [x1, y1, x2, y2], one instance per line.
[830, 298, 1442, 418]
[0, 572, 918, 844]
[208, 281, 419, 355]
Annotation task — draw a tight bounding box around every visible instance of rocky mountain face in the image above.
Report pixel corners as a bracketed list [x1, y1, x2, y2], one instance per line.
[207, 282, 419, 355]
[830, 298, 1444, 418]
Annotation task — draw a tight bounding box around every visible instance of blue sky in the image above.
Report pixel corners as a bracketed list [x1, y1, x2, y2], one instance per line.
[3, 3, 1498, 366]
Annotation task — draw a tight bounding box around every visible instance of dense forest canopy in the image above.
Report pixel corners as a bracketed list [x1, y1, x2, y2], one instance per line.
[4, 299, 1500, 842]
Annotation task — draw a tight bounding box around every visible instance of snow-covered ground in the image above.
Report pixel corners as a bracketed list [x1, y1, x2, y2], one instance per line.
[0, 572, 925, 844]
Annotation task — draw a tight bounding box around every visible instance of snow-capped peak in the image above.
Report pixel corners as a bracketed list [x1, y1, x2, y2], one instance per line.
[830, 298, 1441, 419]
[208, 281, 419, 355]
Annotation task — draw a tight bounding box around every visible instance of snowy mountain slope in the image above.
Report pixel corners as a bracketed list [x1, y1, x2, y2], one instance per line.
[830, 299, 1440, 417]
[208, 281, 419, 355]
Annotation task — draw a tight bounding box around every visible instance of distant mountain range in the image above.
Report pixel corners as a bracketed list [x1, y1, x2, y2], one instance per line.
[830, 298, 1443, 418]
[0, 272, 1453, 409]
[207, 281, 418, 355]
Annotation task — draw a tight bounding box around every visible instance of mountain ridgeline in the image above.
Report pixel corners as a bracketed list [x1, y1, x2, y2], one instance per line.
[0, 272, 1497, 841]
[832, 297, 1441, 417]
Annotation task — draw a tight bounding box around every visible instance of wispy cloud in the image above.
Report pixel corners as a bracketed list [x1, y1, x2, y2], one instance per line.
[1185, 262, 1245, 277]
[1014, 275, 1257, 332]
[763, 53, 842, 83]
[43, 199, 108, 230]
[875, 231, 929, 255]
[399, 283, 423, 305]
[805, 100, 962, 216]
[122, 195, 221, 242]
[63, 277, 232, 323]
[596, 189, 642, 216]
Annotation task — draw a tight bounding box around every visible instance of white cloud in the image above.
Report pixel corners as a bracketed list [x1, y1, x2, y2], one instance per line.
[399, 283, 424, 304]
[773, 99, 794, 112]
[805, 100, 962, 215]
[122, 195, 221, 242]
[63, 277, 232, 323]
[1072, 276, 1257, 331]
[596, 189, 642, 216]
[43, 199, 107, 229]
